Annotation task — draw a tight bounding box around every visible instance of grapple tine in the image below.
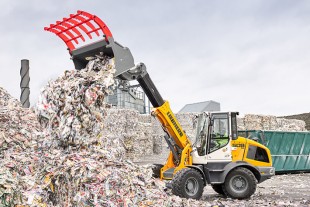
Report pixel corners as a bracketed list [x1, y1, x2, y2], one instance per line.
[78, 10, 113, 40]
[66, 17, 91, 40]
[54, 22, 79, 44]
[46, 26, 75, 50]
[61, 18, 85, 42]
[73, 15, 98, 38]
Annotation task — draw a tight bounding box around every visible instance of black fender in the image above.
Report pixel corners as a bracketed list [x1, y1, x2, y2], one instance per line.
[185, 165, 207, 186]
[218, 161, 261, 183]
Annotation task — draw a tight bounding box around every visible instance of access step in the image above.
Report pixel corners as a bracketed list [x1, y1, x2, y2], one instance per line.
[163, 168, 175, 179]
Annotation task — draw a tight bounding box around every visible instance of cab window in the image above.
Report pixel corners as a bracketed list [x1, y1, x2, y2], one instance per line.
[247, 145, 269, 163]
[209, 114, 229, 153]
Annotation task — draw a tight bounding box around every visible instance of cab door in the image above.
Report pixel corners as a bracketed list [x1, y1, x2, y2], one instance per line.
[207, 113, 232, 162]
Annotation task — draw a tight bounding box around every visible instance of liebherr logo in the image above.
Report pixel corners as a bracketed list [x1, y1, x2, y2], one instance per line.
[167, 112, 184, 137]
[232, 144, 245, 149]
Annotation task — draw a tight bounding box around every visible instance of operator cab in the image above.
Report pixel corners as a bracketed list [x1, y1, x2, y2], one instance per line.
[192, 112, 239, 163]
[187, 111, 274, 200]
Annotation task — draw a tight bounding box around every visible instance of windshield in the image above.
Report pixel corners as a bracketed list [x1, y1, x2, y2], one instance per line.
[193, 113, 209, 156]
[209, 113, 230, 153]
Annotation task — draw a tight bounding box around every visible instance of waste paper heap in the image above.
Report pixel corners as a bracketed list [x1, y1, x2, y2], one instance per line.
[0, 87, 46, 206]
[0, 57, 217, 206]
[102, 109, 153, 161]
[238, 114, 306, 131]
[36, 56, 117, 147]
[33, 55, 184, 206]
[151, 113, 198, 155]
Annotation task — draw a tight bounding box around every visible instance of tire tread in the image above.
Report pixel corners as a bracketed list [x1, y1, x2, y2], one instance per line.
[172, 168, 204, 199]
[223, 167, 257, 199]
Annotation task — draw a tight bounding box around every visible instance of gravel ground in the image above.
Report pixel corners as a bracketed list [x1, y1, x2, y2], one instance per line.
[136, 155, 310, 206]
[200, 173, 310, 206]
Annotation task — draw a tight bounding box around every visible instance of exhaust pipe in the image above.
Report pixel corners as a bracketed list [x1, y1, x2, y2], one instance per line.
[20, 59, 30, 108]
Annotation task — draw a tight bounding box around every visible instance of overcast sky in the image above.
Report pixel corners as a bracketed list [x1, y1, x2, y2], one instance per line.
[0, 0, 310, 116]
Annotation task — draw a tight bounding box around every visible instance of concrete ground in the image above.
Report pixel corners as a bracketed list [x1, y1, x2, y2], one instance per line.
[135, 155, 310, 206]
[200, 173, 310, 206]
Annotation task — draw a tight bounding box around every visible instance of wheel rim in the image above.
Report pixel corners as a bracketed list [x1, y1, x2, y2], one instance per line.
[185, 177, 199, 196]
[229, 175, 248, 193]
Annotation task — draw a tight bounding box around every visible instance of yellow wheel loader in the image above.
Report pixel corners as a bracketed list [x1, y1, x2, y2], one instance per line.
[45, 11, 275, 200]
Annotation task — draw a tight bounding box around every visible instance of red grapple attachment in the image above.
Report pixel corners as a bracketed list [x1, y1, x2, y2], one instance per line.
[44, 10, 135, 79]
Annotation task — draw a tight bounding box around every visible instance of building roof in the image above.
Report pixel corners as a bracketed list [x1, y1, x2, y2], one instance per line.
[178, 100, 220, 113]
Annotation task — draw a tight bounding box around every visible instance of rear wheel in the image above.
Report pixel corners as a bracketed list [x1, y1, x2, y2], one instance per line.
[223, 167, 257, 199]
[211, 184, 225, 195]
[171, 168, 204, 199]
[152, 164, 163, 178]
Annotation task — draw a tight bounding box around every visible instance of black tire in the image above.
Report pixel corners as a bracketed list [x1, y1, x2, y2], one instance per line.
[171, 168, 204, 200]
[223, 167, 257, 199]
[152, 164, 163, 178]
[211, 184, 225, 195]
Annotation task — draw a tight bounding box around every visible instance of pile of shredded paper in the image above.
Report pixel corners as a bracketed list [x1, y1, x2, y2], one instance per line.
[0, 56, 214, 206]
[34, 55, 184, 206]
[0, 86, 45, 206]
[238, 114, 306, 131]
[36, 56, 116, 147]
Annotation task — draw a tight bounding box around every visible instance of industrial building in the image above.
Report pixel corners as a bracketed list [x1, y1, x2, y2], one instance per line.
[106, 83, 151, 114]
[179, 100, 220, 113]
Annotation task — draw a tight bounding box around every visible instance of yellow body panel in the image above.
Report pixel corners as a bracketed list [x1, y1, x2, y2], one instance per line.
[243, 138, 273, 167]
[153, 101, 191, 148]
[152, 101, 192, 179]
[231, 137, 247, 161]
[231, 137, 273, 167]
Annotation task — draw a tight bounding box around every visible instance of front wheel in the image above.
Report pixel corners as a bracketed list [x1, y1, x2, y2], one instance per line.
[171, 168, 204, 200]
[223, 167, 257, 199]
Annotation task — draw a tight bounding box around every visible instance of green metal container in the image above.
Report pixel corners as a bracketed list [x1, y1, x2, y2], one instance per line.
[238, 130, 310, 173]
